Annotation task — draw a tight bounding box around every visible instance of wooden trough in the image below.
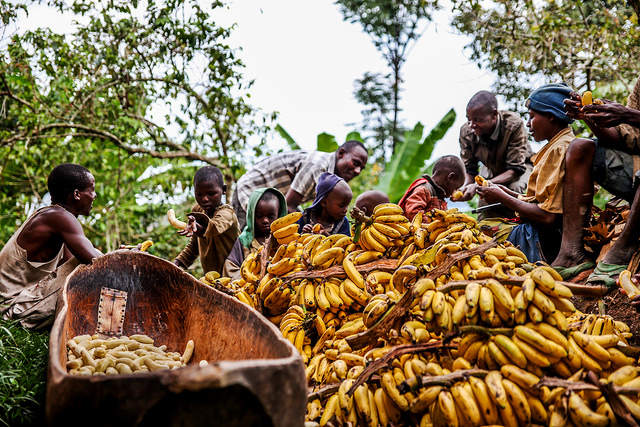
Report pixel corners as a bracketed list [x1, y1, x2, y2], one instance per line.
[47, 250, 306, 427]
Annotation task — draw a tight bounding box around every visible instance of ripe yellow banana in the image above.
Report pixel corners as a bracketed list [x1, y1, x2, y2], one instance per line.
[167, 209, 187, 230]
[270, 211, 303, 233]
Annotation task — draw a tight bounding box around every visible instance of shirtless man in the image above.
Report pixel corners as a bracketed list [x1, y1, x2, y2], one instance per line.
[0, 163, 101, 328]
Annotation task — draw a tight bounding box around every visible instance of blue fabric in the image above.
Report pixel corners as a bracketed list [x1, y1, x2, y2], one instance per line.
[309, 172, 344, 210]
[525, 83, 575, 124]
[507, 223, 543, 263]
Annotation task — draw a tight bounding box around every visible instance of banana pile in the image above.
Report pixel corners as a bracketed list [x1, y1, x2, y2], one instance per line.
[204, 203, 640, 426]
[66, 334, 194, 375]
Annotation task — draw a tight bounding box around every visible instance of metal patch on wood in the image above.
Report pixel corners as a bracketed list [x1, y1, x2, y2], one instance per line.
[96, 287, 128, 336]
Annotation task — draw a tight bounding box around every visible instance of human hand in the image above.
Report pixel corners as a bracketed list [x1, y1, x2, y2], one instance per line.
[460, 184, 478, 201]
[563, 91, 584, 120]
[302, 223, 314, 234]
[475, 182, 507, 204]
[582, 100, 630, 128]
[178, 215, 198, 237]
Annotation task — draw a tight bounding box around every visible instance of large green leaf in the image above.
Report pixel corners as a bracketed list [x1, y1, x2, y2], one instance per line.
[345, 131, 363, 142]
[317, 132, 339, 153]
[375, 108, 456, 203]
[275, 124, 300, 150]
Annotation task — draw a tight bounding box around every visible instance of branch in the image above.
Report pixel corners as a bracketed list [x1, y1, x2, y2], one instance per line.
[35, 123, 222, 167]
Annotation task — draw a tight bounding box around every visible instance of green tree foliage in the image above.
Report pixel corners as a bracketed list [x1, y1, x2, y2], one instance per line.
[336, 0, 439, 154]
[376, 109, 456, 202]
[451, 0, 640, 108]
[0, 0, 273, 260]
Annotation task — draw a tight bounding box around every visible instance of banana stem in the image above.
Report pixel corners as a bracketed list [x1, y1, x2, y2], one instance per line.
[398, 369, 489, 393]
[307, 383, 340, 402]
[346, 341, 457, 397]
[597, 299, 606, 316]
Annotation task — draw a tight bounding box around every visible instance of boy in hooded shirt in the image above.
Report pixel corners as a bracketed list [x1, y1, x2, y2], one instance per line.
[297, 172, 353, 236]
[223, 188, 287, 281]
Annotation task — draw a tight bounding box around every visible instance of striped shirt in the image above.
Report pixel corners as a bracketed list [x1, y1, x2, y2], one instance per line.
[235, 150, 336, 211]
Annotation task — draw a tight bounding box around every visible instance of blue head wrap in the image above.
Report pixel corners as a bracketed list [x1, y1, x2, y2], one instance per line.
[525, 83, 574, 124]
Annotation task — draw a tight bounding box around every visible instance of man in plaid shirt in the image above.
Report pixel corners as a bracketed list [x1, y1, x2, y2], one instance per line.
[231, 140, 368, 230]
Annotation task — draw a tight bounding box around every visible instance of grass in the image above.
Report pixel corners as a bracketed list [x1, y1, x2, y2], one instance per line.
[0, 319, 48, 427]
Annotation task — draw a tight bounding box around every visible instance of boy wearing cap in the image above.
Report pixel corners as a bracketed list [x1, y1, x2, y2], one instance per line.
[297, 172, 353, 236]
[476, 83, 581, 263]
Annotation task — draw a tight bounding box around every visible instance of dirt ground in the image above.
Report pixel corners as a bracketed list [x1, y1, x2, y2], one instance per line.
[570, 268, 640, 347]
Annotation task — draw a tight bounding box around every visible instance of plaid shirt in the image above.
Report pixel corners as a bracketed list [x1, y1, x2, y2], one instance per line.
[235, 150, 336, 211]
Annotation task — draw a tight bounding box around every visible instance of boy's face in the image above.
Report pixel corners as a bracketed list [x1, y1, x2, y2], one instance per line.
[526, 109, 554, 142]
[254, 198, 280, 237]
[321, 181, 353, 221]
[466, 105, 498, 138]
[194, 181, 225, 216]
[432, 170, 465, 197]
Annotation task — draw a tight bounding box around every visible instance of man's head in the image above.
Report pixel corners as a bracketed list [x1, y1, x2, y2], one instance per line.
[355, 190, 390, 216]
[194, 166, 226, 216]
[431, 155, 466, 197]
[335, 140, 368, 182]
[466, 91, 499, 138]
[48, 163, 96, 215]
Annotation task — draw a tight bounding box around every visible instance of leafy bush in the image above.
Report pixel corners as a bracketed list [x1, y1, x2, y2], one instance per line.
[0, 320, 48, 427]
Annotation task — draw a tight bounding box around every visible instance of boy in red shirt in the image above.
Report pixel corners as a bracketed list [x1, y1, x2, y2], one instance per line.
[398, 155, 466, 220]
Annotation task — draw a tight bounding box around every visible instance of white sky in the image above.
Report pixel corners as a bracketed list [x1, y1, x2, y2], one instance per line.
[214, 1, 499, 160]
[13, 0, 514, 162]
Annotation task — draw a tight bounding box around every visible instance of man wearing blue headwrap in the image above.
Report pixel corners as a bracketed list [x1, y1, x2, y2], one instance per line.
[555, 76, 640, 286]
[476, 83, 578, 264]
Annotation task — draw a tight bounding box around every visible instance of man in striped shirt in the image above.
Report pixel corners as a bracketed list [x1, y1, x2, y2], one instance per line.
[231, 140, 368, 230]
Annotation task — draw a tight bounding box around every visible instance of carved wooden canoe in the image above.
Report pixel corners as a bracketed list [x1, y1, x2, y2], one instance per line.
[47, 250, 306, 427]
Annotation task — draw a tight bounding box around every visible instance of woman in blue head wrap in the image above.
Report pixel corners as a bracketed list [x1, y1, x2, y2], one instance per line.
[223, 187, 287, 280]
[476, 83, 577, 264]
[297, 172, 353, 236]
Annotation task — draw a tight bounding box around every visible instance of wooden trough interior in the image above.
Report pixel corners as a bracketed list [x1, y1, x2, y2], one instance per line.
[47, 250, 306, 427]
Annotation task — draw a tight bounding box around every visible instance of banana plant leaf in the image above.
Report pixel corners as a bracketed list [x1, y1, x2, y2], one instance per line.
[275, 124, 301, 150]
[376, 108, 456, 203]
[345, 131, 363, 142]
[317, 132, 339, 153]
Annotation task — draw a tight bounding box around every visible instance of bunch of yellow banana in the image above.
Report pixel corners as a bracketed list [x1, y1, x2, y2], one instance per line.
[415, 209, 481, 250]
[450, 278, 516, 328]
[306, 234, 353, 269]
[416, 288, 456, 333]
[256, 274, 295, 316]
[279, 305, 314, 359]
[239, 251, 262, 284]
[453, 245, 531, 282]
[357, 203, 411, 254]
[511, 266, 577, 327]
[200, 270, 232, 288]
[270, 211, 302, 245]
[362, 292, 399, 328]
[266, 240, 304, 276]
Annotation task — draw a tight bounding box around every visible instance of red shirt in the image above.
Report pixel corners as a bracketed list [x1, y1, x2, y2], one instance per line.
[398, 175, 448, 221]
